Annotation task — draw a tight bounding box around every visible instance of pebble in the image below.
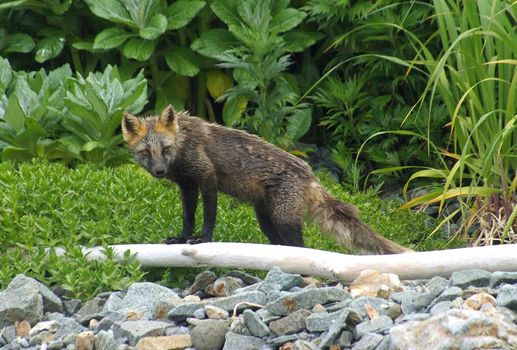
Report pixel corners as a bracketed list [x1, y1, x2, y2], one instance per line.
[0, 268, 516, 350]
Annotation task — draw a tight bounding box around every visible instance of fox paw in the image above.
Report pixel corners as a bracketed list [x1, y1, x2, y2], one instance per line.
[186, 237, 211, 244]
[163, 236, 211, 244]
[163, 236, 187, 244]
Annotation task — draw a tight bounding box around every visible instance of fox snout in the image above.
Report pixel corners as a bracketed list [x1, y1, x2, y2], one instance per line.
[152, 164, 167, 178]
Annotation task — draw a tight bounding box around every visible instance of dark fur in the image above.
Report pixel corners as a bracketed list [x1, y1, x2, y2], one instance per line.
[122, 106, 412, 254]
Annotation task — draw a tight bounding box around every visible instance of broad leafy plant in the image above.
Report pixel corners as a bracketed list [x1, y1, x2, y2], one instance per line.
[0, 57, 76, 162]
[193, 0, 320, 149]
[84, 0, 206, 111]
[60, 65, 147, 165]
[0, 58, 148, 165]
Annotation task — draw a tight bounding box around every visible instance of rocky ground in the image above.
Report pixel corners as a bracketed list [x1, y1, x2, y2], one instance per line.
[0, 267, 516, 350]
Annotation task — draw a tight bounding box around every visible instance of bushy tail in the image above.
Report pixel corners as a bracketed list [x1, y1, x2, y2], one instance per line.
[307, 183, 412, 254]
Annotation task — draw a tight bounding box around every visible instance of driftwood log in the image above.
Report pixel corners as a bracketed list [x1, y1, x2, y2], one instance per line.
[51, 243, 517, 282]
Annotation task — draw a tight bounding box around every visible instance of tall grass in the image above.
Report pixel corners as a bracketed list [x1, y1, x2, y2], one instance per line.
[398, 0, 517, 244]
[331, 0, 517, 245]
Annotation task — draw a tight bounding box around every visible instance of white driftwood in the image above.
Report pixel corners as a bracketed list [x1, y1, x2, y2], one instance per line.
[51, 243, 517, 282]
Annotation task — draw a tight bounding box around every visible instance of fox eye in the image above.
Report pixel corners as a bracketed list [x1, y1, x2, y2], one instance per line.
[139, 149, 150, 156]
[162, 146, 171, 153]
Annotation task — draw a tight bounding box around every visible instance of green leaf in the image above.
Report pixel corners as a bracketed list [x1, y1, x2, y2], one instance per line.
[83, 0, 133, 27]
[222, 96, 247, 126]
[191, 29, 238, 58]
[286, 108, 311, 141]
[167, 0, 206, 30]
[284, 31, 322, 52]
[271, 8, 306, 34]
[4, 95, 25, 133]
[4, 34, 35, 53]
[122, 38, 155, 61]
[93, 28, 132, 49]
[72, 42, 95, 51]
[0, 57, 12, 91]
[164, 46, 200, 77]
[35, 37, 65, 63]
[206, 69, 233, 99]
[51, 0, 72, 15]
[139, 14, 167, 40]
[210, 0, 240, 27]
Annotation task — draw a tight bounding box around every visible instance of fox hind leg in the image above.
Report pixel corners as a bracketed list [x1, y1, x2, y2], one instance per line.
[255, 192, 305, 247]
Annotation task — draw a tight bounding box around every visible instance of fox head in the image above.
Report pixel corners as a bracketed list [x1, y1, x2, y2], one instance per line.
[122, 105, 179, 178]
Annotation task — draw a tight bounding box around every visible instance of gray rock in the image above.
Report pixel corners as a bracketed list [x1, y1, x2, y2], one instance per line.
[389, 308, 517, 350]
[496, 284, 517, 311]
[425, 276, 449, 297]
[266, 287, 350, 316]
[110, 282, 181, 319]
[8, 275, 62, 313]
[450, 269, 491, 289]
[243, 310, 270, 337]
[401, 313, 430, 322]
[348, 296, 396, 320]
[391, 291, 434, 314]
[431, 286, 463, 306]
[191, 319, 228, 350]
[354, 315, 393, 339]
[305, 310, 344, 332]
[293, 340, 316, 350]
[317, 308, 350, 349]
[182, 271, 217, 297]
[351, 333, 384, 350]
[63, 299, 81, 316]
[375, 335, 390, 350]
[48, 340, 64, 350]
[223, 332, 265, 350]
[205, 276, 245, 297]
[256, 308, 280, 323]
[112, 320, 170, 346]
[269, 334, 299, 347]
[490, 271, 517, 288]
[29, 330, 54, 346]
[54, 317, 88, 341]
[258, 267, 304, 295]
[223, 271, 262, 285]
[168, 291, 266, 321]
[204, 305, 229, 319]
[0, 280, 44, 328]
[94, 330, 118, 350]
[93, 312, 126, 333]
[269, 309, 311, 336]
[0, 326, 16, 344]
[193, 308, 205, 319]
[338, 330, 353, 347]
[74, 297, 106, 325]
[429, 301, 451, 316]
[102, 293, 125, 314]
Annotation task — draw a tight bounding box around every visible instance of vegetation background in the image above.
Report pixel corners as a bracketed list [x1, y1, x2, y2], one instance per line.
[0, 0, 515, 296]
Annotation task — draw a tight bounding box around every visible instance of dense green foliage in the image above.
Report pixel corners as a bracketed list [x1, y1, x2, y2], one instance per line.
[0, 161, 451, 297]
[0, 0, 515, 257]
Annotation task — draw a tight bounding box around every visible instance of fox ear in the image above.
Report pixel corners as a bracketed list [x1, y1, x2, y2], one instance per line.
[122, 112, 146, 144]
[156, 105, 177, 134]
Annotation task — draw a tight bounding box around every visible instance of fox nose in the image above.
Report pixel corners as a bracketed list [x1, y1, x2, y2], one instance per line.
[154, 168, 166, 177]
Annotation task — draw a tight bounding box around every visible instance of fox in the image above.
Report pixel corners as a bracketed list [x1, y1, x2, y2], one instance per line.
[121, 105, 412, 254]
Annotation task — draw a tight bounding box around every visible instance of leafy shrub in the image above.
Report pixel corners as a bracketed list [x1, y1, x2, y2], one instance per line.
[303, 0, 447, 187]
[0, 60, 147, 165]
[193, 0, 319, 149]
[0, 160, 451, 296]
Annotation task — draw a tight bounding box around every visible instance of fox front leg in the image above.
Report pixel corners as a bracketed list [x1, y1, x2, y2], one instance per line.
[164, 181, 198, 244]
